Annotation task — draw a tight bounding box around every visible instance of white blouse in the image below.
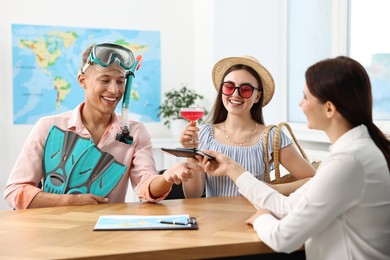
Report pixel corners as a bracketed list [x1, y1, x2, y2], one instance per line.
[235, 125, 390, 260]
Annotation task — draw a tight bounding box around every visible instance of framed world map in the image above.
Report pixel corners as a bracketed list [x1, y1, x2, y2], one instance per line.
[12, 24, 161, 124]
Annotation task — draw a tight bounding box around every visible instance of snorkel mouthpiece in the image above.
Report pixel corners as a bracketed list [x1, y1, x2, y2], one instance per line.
[116, 126, 133, 144]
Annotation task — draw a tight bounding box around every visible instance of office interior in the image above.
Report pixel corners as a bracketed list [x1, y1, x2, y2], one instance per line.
[0, 0, 389, 210]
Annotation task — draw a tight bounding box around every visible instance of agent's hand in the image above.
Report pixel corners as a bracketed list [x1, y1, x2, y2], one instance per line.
[180, 121, 199, 148]
[162, 161, 203, 185]
[246, 209, 272, 226]
[197, 150, 245, 182]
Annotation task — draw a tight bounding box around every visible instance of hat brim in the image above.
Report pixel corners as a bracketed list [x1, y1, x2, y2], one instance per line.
[212, 56, 275, 107]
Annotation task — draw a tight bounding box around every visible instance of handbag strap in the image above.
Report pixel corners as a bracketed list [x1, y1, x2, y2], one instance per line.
[262, 122, 310, 183]
[261, 124, 276, 183]
[273, 122, 309, 180]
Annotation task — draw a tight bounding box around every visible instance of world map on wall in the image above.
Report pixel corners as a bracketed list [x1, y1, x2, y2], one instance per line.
[12, 24, 161, 124]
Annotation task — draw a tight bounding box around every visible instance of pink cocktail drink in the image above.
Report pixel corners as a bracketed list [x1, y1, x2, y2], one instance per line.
[180, 110, 205, 121]
[180, 107, 205, 145]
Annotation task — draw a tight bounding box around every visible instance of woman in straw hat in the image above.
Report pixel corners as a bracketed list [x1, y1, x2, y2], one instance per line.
[180, 55, 315, 198]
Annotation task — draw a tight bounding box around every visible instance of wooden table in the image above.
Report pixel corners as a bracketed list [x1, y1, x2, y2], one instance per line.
[0, 196, 283, 259]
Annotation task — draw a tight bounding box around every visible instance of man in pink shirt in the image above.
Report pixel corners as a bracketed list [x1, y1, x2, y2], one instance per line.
[4, 43, 200, 209]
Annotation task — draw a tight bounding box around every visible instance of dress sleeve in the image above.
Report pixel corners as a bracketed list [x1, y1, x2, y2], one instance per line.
[198, 124, 212, 150]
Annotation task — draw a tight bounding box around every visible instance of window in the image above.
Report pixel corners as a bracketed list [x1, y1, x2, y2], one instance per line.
[349, 0, 390, 122]
[287, 0, 390, 135]
[287, 0, 333, 123]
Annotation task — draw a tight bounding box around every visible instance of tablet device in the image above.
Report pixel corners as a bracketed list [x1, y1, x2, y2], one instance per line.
[161, 148, 215, 160]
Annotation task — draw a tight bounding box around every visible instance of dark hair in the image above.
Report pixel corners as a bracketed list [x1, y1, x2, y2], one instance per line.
[208, 64, 265, 124]
[80, 44, 94, 70]
[305, 56, 390, 171]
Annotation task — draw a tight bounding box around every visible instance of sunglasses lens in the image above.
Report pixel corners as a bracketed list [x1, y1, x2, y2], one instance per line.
[239, 85, 254, 98]
[222, 82, 235, 95]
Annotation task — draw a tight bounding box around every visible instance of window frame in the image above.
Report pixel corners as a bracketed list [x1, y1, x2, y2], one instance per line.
[284, 0, 390, 141]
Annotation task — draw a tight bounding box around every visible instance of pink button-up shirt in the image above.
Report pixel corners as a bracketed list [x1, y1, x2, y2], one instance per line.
[4, 103, 167, 209]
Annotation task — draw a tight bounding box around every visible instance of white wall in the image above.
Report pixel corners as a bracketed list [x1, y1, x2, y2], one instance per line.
[213, 0, 286, 124]
[0, 0, 297, 210]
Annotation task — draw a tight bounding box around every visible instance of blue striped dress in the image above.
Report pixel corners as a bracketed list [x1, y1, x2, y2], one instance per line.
[198, 124, 292, 197]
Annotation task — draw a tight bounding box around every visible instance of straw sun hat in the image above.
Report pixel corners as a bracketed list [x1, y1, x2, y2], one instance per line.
[212, 55, 275, 107]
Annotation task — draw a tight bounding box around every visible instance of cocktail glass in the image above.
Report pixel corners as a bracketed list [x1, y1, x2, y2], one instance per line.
[180, 107, 205, 144]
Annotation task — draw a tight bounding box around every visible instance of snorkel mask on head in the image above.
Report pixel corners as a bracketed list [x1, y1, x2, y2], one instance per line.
[81, 43, 142, 145]
[81, 43, 135, 74]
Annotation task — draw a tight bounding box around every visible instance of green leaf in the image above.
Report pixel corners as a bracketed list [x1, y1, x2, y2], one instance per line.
[157, 84, 208, 128]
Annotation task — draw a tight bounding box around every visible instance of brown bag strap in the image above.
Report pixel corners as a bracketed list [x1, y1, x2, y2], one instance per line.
[262, 122, 311, 183]
[273, 122, 309, 180]
[261, 124, 276, 183]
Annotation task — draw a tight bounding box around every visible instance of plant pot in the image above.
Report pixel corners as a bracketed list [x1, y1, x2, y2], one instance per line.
[170, 119, 188, 138]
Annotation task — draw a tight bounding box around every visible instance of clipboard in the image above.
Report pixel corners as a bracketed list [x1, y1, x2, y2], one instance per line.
[161, 147, 215, 160]
[93, 214, 198, 231]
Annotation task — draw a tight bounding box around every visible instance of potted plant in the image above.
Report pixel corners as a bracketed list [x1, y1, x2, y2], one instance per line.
[157, 84, 207, 131]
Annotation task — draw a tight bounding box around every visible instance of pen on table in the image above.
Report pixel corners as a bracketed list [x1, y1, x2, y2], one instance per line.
[159, 220, 189, 225]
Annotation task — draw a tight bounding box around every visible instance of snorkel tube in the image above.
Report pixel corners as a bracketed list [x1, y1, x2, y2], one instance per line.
[116, 55, 143, 145]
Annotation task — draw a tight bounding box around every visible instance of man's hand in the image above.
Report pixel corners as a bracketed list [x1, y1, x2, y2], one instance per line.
[162, 160, 203, 185]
